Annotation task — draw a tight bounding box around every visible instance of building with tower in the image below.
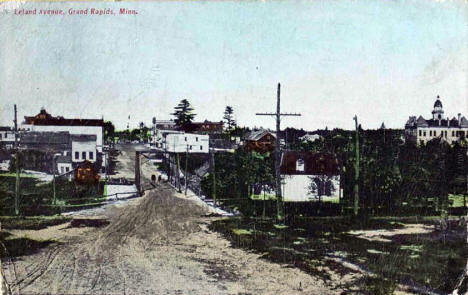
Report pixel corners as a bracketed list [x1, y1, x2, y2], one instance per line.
[405, 96, 468, 145]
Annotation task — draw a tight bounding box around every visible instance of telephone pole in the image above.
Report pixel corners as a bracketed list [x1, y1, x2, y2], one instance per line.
[14, 105, 20, 216]
[256, 83, 301, 221]
[135, 151, 141, 195]
[211, 150, 216, 206]
[185, 144, 189, 195]
[353, 115, 360, 217]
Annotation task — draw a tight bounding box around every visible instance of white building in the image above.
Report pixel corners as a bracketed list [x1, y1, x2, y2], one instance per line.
[0, 127, 15, 149]
[280, 151, 341, 202]
[71, 135, 97, 163]
[299, 134, 321, 142]
[405, 96, 468, 145]
[165, 133, 209, 153]
[22, 109, 104, 152]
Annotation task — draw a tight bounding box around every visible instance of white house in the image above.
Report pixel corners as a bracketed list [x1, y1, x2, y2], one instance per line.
[165, 133, 209, 153]
[280, 151, 341, 202]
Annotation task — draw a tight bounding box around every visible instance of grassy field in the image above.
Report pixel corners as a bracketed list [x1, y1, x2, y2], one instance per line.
[0, 175, 105, 215]
[211, 216, 467, 294]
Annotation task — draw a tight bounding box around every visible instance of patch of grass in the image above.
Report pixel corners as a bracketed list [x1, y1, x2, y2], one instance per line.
[210, 216, 467, 294]
[250, 193, 276, 201]
[449, 194, 466, 208]
[0, 173, 38, 178]
[232, 228, 252, 235]
[0, 216, 71, 230]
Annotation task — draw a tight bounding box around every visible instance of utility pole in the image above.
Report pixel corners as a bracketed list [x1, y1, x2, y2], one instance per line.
[14, 105, 20, 216]
[353, 115, 360, 217]
[256, 83, 301, 221]
[52, 156, 56, 205]
[211, 150, 216, 206]
[176, 153, 181, 193]
[185, 144, 189, 195]
[135, 151, 141, 195]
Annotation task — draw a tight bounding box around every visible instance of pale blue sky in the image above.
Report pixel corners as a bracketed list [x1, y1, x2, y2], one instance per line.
[0, 0, 467, 130]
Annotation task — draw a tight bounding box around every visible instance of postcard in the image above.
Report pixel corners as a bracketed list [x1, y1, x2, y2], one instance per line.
[0, 1, 467, 294]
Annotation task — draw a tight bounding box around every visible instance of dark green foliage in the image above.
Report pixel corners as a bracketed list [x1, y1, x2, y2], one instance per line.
[223, 106, 236, 131]
[0, 176, 104, 216]
[201, 149, 275, 204]
[103, 121, 115, 143]
[172, 99, 196, 130]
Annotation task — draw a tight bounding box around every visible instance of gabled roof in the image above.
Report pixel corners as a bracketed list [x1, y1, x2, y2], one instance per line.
[245, 130, 276, 141]
[416, 116, 428, 127]
[280, 151, 339, 176]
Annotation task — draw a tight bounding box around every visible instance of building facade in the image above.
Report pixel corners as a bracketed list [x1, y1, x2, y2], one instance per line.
[22, 109, 104, 152]
[165, 133, 209, 153]
[280, 151, 341, 202]
[405, 96, 468, 145]
[0, 127, 15, 149]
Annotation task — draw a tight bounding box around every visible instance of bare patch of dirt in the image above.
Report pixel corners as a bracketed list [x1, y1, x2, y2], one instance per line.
[2, 183, 341, 294]
[348, 223, 434, 242]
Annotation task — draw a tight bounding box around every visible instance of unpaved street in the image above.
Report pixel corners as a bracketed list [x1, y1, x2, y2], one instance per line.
[2, 145, 342, 295]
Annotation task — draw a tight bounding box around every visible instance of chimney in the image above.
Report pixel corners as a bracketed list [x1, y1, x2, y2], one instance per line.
[458, 113, 461, 125]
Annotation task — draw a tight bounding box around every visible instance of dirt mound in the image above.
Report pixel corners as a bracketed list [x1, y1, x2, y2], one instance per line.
[100, 183, 209, 246]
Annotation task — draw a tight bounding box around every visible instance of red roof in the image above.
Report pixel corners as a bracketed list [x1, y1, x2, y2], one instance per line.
[280, 151, 340, 175]
[24, 109, 104, 127]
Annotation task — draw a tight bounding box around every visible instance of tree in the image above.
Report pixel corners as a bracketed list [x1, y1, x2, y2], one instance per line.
[172, 99, 195, 130]
[308, 175, 336, 203]
[103, 121, 115, 144]
[223, 106, 236, 131]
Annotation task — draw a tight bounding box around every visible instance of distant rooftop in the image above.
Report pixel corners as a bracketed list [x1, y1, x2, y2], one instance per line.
[24, 109, 104, 127]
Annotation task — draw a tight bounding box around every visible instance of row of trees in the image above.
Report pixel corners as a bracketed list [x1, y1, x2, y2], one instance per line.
[172, 99, 237, 132]
[200, 126, 468, 217]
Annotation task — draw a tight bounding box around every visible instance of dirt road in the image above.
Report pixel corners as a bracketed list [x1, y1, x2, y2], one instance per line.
[2, 145, 342, 295]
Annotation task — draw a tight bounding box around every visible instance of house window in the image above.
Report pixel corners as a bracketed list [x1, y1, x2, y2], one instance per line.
[75, 152, 79, 160]
[424, 131, 426, 136]
[89, 152, 94, 160]
[82, 151, 86, 160]
[429, 131, 432, 136]
[4, 133, 6, 138]
[189, 145, 192, 150]
[200, 145, 203, 150]
[452, 131, 455, 136]
[419, 130, 422, 136]
[296, 159, 305, 172]
[65, 167, 69, 172]
[185, 137, 187, 141]
[0, 134, 2, 139]
[61, 167, 64, 174]
[196, 137, 198, 142]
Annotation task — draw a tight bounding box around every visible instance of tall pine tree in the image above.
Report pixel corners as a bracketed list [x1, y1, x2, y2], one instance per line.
[172, 99, 195, 130]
